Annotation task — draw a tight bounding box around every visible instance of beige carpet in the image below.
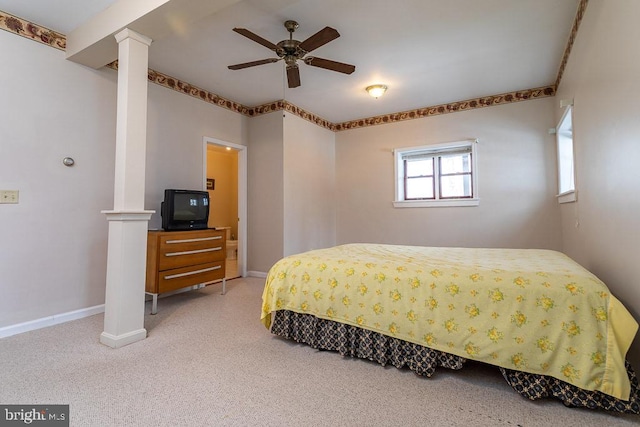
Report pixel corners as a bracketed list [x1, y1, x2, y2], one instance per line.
[1, 277, 638, 426]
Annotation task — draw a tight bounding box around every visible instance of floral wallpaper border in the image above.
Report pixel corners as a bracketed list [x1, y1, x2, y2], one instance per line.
[1, 2, 587, 132]
[250, 100, 335, 130]
[333, 86, 556, 131]
[247, 85, 557, 132]
[555, 0, 588, 88]
[0, 11, 65, 50]
[106, 61, 252, 116]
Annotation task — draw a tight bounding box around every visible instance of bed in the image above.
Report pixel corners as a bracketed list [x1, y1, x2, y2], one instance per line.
[261, 243, 640, 413]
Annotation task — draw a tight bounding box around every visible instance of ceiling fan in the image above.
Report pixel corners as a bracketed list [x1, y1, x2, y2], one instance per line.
[228, 20, 356, 88]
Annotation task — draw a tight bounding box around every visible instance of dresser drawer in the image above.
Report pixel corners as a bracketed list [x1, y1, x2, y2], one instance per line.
[158, 233, 224, 270]
[157, 261, 225, 294]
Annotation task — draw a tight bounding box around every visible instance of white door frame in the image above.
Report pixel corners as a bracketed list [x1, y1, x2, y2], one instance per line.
[203, 136, 247, 278]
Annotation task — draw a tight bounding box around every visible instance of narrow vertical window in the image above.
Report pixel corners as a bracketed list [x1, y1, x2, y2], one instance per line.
[556, 105, 576, 203]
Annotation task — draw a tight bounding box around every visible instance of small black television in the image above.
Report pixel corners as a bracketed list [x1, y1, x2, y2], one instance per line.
[161, 189, 210, 231]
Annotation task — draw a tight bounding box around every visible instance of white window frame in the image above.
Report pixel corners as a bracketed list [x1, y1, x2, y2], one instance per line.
[556, 105, 577, 204]
[393, 139, 479, 208]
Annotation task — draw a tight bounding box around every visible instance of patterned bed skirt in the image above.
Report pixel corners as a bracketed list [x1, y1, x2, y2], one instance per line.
[270, 310, 640, 414]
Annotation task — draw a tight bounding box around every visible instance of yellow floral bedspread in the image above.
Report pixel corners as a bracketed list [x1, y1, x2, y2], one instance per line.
[261, 244, 638, 400]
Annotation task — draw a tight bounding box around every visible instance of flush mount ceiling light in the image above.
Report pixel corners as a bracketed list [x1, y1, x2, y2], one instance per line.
[366, 84, 387, 98]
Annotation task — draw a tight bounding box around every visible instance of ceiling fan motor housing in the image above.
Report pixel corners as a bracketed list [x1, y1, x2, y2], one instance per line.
[277, 39, 305, 59]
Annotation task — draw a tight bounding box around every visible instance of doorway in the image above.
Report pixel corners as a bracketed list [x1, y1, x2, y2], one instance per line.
[203, 137, 247, 279]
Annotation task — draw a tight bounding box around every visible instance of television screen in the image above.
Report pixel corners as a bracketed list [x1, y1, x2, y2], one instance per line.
[173, 193, 208, 221]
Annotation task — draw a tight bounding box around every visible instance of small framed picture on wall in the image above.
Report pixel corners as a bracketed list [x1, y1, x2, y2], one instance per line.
[207, 179, 215, 190]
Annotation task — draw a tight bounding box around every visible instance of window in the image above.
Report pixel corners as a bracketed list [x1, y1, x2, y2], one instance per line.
[394, 140, 479, 208]
[556, 105, 576, 203]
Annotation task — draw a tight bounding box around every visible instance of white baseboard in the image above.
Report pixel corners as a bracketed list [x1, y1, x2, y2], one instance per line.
[1, 275, 267, 339]
[0, 304, 105, 339]
[247, 271, 267, 278]
[100, 328, 147, 348]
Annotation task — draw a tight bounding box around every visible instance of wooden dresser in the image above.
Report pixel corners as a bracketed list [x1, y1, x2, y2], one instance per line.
[146, 228, 226, 314]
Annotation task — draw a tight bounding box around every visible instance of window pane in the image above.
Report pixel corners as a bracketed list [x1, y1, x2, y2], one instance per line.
[557, 110, 574, 194]
[440, 153, 471, 174]
[406, 158, 433, 177]
[558, 136, 574, 193]
[440, 175, 472, 198]
[406, 177, 434, 199]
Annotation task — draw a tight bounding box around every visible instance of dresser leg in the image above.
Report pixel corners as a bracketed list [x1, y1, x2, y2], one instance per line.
[151, 294, 158, 315]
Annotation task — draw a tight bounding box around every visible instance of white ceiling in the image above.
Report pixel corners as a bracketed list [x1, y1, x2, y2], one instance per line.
[0, 0, 580, 123]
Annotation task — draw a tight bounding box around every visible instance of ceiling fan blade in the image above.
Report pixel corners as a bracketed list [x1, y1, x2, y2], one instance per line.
[232, 28, 278, 51]
[228, 58, 280, 70]
[287, 65, 301, 88]
[298, 26, 340, 53]
[304, 57, 355, 74]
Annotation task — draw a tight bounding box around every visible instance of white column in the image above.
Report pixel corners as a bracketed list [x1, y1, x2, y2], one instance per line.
[100, 29, 154, 348]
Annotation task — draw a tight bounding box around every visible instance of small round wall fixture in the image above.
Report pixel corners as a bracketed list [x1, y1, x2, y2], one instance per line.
[62, 157, 75, 167]
[366, 84, 387, 99]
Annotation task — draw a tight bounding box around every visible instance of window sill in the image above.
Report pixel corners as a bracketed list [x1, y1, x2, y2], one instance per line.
[557, 190, 577, 204]
[393, 199, 480, 208]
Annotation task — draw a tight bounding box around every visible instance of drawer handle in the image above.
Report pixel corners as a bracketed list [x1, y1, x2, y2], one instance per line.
[165, 236, 222, 244]
[164, 265, 222, 280]
[165, 247, 222, 257]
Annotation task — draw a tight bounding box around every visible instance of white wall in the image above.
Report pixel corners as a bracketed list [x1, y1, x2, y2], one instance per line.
[555, 0, 640, 368]
[336, 98, 562, 250]
[247, 111, 337, 272]
[0, 32, 116, 327]
[283, 112, 336, 256]
[247, 112, 284, 273]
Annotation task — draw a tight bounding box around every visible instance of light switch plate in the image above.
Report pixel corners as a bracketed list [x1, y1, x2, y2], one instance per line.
[0, 190, 19, 204]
